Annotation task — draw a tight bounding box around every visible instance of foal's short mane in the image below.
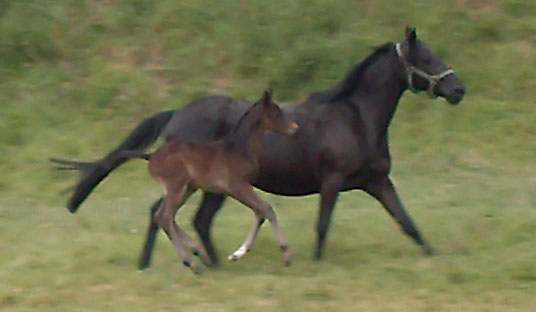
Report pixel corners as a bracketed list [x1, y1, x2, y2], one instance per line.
[231, 100, 262, 134]
[309, 42, 395, 103]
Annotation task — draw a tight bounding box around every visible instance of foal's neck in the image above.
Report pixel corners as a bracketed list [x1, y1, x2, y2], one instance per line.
[227, 105, 266, 160]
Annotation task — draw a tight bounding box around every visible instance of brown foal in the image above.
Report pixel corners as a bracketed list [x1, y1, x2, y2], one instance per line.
[132, 90, 297, 274]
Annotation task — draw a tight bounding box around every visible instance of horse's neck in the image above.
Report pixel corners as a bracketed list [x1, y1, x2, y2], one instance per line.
[227, 108, 265, 160]
[347, 50, 407, 141]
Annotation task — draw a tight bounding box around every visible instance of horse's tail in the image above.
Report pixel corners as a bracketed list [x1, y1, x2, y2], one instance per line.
[50, 110, 174, 213]
[111, 150, 151, 161]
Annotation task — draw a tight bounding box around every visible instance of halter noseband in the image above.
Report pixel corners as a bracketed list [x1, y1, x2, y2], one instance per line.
[395, 43, 454, 98]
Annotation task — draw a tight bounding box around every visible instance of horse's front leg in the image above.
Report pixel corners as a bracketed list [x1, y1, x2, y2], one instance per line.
[192, 192, 227, 266]
[363, 175, 434, 255]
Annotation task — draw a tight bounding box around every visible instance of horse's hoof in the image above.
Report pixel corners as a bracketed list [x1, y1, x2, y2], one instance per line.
[210, 258, 219, 267]
[313, 250, 323, 262]
[422, 244, 435, 256]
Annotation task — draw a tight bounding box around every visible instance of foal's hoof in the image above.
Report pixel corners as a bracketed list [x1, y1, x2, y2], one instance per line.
[183, 261, 203, 275]
[227, 254, 240, 262]
[192, 248, 213, 267]
[228, 245, 248, 262]
[192, 266, 204, 275]
[281, 245, 291, 266]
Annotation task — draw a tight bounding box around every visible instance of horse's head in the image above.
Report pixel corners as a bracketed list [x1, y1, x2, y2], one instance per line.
[258, 89, 299, 136]
[397, 26, 465, 105]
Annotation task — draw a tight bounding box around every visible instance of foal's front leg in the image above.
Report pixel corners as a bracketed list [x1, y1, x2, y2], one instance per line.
[229, 183, 291, 266]
[228, 217, 264, 261]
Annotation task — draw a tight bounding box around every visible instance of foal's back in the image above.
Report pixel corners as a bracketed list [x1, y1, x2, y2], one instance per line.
[149, 141, 235, 194]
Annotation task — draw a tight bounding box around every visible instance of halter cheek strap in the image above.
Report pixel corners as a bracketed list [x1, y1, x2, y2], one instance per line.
[395, 43, 454, 98]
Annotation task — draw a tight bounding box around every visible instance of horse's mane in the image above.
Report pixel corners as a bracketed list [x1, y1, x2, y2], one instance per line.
[308, 42, 394, 103]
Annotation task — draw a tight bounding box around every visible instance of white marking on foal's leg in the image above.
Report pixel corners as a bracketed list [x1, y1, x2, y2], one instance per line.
[227, 217, 264, 262]
[228, 245, 248, 261]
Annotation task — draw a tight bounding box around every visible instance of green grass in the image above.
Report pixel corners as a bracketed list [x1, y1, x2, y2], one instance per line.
[1, 0, 535, 311]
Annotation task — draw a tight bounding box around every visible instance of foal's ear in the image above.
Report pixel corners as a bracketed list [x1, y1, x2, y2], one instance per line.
[405, 26, 417, 45]
[262, 89, 273, 106]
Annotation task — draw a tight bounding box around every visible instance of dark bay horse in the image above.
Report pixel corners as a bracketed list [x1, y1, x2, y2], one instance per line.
[53, 27, 465, 269]
[107, 90, 298, 273]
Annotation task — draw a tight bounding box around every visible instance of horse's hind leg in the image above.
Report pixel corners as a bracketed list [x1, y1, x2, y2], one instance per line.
[138, 197, 163, 270]
[230, 184, 290, 266]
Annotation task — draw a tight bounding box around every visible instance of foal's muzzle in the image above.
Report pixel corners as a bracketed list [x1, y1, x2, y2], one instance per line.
[287, 122, 299, 135]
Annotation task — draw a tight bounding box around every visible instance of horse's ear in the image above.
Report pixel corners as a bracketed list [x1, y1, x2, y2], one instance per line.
[262, 89, 273, 106]
[405, 26, 417, 45]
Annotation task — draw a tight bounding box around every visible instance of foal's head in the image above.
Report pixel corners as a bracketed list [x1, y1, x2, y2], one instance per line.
[255, 89, 298, 136]
[397, 26, 466, 105]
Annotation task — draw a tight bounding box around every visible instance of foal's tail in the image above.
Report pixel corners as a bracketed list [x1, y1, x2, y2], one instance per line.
[50, 110, 174, 213]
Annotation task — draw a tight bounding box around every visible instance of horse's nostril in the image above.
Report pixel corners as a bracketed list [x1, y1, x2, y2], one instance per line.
[455, 87, 466, 95]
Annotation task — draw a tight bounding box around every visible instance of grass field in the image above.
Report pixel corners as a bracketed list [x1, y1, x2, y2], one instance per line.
[1, 0, 535, 311]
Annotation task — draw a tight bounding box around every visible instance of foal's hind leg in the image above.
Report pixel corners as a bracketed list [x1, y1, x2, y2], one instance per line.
[172, 224, 212, 266]
[168, 187, 212, 266]
[155, 187, 202, 274]
[229, 184, 290, 266]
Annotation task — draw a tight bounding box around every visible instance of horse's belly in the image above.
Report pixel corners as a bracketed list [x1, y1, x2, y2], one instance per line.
[255, 131, 319, 196]
[254, 169, 319, 196]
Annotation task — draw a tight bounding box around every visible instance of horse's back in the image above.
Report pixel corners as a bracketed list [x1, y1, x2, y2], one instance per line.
[164, 96, 249, 143]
